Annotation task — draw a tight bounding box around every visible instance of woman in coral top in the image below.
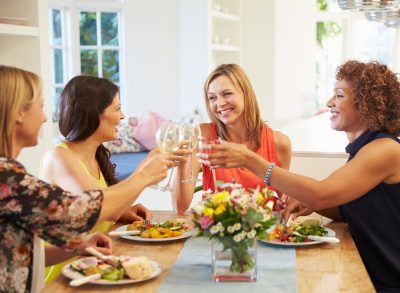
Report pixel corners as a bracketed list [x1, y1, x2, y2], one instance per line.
[172, 64, 292, 213]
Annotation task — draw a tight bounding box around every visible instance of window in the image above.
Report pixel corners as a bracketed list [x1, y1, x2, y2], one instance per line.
[315, 0, 400, 108]
[79, 11, 120, 83]
[49, 1, 123, 124]
[49, 8, 69, 122]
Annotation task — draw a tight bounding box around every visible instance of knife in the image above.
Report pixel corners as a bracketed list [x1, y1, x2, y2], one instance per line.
[85, 247, 119, 267]
[108, 230, 141, 236]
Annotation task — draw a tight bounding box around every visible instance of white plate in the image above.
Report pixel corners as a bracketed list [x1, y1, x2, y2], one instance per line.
[0, 17, 28, 25]
[258, 227, 336, 247]
[115, 224, 192, 242]
[62, 256, 161, 285]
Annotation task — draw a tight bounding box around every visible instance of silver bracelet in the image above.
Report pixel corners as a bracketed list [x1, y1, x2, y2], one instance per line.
[263, 163, 276, 186]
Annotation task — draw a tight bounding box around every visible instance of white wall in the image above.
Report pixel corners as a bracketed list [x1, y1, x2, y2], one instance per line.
[274, 0, 316, 123]
[123, 0, 317, 125]
[179, 0, 209, 119]
[241, 0, 316, 126]
[123, 0, 181, 119]
[242, 0, 276, 122]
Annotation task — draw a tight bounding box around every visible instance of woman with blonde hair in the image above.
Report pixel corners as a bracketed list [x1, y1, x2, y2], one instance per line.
[0, 65, 173, 293]
[172, 64, 292, 213]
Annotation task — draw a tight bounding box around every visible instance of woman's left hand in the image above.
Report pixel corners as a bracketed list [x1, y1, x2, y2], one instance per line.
[77, 232, 112, 256]
[118, 203, 153, 222]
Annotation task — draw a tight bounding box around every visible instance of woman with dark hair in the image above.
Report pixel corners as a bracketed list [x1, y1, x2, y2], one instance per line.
[40, 75, 186, 283]
[198, 60, 400, 291]
[0, 66, 172, 293]
[172, 64, 292, 213]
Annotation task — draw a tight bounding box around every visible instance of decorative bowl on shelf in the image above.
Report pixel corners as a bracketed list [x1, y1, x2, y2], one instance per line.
[384, 18, 400, 26]
[364, 10, 385, 21]
[338, 0, 400, 11]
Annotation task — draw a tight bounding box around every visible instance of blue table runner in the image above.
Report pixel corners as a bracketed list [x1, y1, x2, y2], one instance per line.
[158, 237, 297, 293]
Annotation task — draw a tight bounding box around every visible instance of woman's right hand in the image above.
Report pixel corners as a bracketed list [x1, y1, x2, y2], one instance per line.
[197, 140, 250, 168]
[136, 153, 173, 186]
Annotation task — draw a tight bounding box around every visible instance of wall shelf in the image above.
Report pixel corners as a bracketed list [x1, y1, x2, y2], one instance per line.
[211, 11, 240, 21]
[0, 23, 39, 37]
[211, 44, 240, 52]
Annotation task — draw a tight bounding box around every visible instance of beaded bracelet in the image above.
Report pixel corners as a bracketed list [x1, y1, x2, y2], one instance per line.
[263, 163, 276, 186]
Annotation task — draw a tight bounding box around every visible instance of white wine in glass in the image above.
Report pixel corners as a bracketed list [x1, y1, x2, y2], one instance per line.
[180, 120, 201, 183]
[151, 122, 182, 191]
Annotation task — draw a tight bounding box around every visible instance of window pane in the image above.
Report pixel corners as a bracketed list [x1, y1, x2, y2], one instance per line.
[101, 12, 119, 46]
[316, 0, 340, 12]
[81, 49, 98, 76]
[103, 50, 119, 81]
[352, 20, 396, 66]
[52, 87, 63, 122]
[80, 12, 97, 45]
[316, 21, 342, 107]
[52, 9, 62, 45]
[54, 49, 64, 84]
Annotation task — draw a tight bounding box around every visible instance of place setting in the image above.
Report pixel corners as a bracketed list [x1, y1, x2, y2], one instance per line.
[109, 219, 192, 242]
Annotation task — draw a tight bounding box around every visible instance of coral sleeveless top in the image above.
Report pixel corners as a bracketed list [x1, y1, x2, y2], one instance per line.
[202, 123, 281, 192]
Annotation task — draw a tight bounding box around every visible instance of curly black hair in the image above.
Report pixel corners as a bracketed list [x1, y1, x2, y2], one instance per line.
[336, 60, 400, 136]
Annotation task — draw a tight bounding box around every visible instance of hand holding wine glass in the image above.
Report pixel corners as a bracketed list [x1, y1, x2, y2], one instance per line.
[150, 121, 182, 191]
[197, 137, 221, 192]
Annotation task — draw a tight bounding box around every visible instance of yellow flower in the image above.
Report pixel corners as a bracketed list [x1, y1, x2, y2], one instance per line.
[211, 191, 230, 205]
[257, 193, 264, 205]
[203, 207, 214, 217]
[214, 204, 226, 215]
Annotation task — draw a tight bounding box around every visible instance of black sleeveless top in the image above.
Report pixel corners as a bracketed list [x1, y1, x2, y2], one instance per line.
[339, 130, 400, 292]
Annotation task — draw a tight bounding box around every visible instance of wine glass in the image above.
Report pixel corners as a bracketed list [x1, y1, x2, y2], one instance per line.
[197, 137, 221, 193]
[151, 121, 181, 191]
[180, 119, 201, 183]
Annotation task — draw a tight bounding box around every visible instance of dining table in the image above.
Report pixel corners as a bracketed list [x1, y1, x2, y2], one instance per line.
[42, 210, 375, 293]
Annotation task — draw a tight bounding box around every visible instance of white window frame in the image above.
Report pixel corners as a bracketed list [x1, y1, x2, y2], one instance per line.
[48, 0, 126, 127]
[316, 9, 400, 71]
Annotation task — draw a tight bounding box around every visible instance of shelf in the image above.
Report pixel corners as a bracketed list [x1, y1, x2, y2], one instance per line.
[211, 44, 240, 52]
[211, 10, 240, 21]
[0, 23, 39, 37]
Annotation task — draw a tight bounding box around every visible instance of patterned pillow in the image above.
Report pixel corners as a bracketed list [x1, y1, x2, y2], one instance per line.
[129, 112, 166, 150]
[103, 117, 145, 153]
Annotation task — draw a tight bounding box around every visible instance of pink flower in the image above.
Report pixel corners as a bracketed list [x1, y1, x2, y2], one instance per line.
[199, 216, 213, 230]
[0, 183, 12, 199]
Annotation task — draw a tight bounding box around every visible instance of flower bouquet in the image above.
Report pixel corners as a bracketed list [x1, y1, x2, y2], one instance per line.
[192, 184, 277, 281]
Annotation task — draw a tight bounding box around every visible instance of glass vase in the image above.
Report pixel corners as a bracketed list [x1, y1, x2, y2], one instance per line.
[211, 239, 257, 282]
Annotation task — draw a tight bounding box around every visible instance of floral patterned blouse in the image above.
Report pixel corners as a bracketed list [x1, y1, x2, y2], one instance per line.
[0, 157, 103, 293]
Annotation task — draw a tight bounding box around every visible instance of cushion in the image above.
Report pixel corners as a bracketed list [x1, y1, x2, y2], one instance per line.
[129, 112, 166, 150]
[103, 117, 145, 153]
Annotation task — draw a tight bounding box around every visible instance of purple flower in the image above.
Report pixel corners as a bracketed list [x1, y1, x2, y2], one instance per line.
[199, 216, 214, 230]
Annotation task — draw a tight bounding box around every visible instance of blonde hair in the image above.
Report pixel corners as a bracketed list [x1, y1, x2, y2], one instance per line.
[0, 65, 41, 157]
[204, 64, 264, 148]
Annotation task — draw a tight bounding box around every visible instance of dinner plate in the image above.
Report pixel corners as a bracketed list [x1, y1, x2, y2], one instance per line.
[258, 227, 336, 247]
[115, 224, 192, 242]
[62, 256, 161, 285]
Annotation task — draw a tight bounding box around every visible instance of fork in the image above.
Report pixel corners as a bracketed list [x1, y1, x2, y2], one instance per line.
[143, 219, 151, 225]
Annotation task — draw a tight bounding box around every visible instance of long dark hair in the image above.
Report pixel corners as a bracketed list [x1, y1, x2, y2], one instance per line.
[59, 75, 119, 185]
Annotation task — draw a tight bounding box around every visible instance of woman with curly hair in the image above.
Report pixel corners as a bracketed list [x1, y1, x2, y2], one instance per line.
[198, 60, 400, 291]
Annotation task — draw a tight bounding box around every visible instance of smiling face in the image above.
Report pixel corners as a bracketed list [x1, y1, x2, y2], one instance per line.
[96, 93, 125, 142]
[327, 79, 367, 141]
[207, 75, 245, 126]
